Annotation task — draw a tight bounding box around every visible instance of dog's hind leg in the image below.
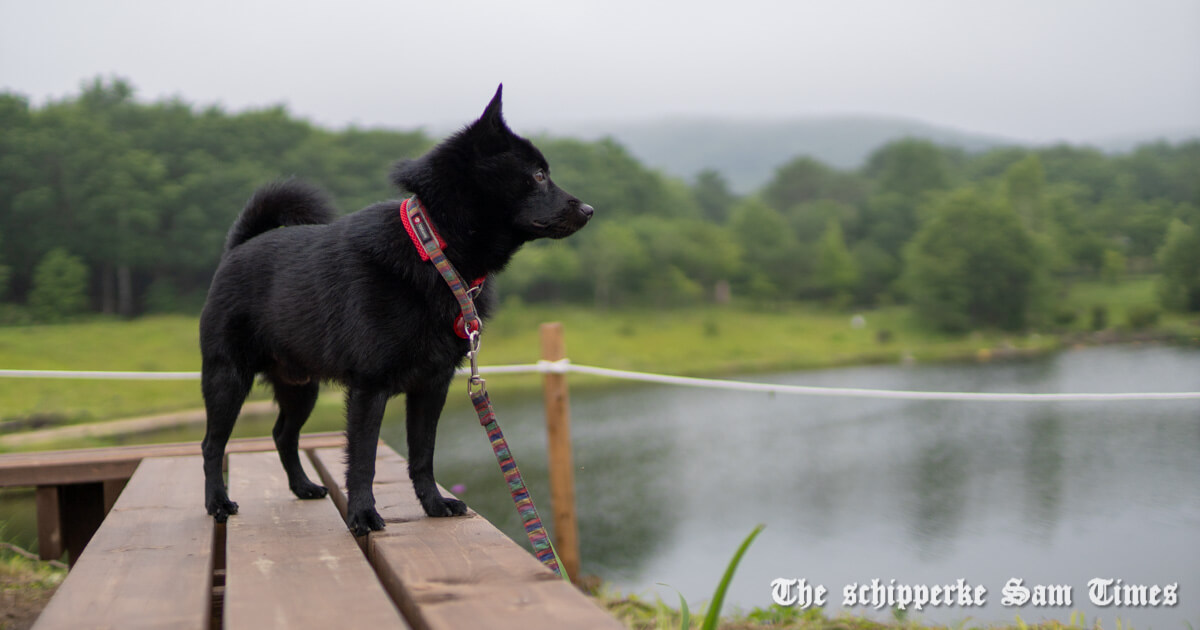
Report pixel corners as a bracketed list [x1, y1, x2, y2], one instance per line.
[406, 374, 468, 518]
[270, 380, 328, 499]
[201, 358, 253, 522]
[344, 386, 389, 536]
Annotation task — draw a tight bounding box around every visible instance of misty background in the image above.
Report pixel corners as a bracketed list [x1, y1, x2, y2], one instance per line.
[3, 1, 1199, 188]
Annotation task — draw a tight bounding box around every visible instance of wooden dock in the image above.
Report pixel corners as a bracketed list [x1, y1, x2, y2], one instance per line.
[0, 435, 622, 629]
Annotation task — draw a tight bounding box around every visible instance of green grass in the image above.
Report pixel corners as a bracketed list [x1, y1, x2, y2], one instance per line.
[1, 278, 1196, 429]
[0, 545, 64, 591]
[1058, 275, 1197, 336]
[486, 302, 1059, 376]
[1063, 276, 1157, 319]
[0, 316, 215, 426]
[0, 535, 66, 630]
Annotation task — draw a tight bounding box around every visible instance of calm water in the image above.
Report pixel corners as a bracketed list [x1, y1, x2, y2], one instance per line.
[395, 345, 1200, 628]
[2, 345, 1197, 626]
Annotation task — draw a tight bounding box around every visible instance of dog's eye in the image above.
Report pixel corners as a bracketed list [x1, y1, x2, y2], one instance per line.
[533, 170, 546, 183]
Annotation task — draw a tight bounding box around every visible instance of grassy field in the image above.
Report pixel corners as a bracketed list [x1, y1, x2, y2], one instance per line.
[0, 307, 1043, 428]
[0, 277, 1195, 429]
[0, 317, 212, 427]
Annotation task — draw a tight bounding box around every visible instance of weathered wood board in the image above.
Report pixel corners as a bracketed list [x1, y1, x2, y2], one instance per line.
[311, 445, 624, 630]
[31, 456, 215, 630]
[223, 450, 408, 629]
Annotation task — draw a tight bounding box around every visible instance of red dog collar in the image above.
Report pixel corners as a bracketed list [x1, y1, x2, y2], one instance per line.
[400, 197, 486, 339]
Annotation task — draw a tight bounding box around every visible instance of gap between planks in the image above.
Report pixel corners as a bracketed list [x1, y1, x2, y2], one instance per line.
[308, 445, 624, 630]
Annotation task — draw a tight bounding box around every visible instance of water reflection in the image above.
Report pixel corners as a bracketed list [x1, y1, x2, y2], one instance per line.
[417, 345, 1199, 627]
[907, 433, 969, 560]
[1022, 413, 1064, 534]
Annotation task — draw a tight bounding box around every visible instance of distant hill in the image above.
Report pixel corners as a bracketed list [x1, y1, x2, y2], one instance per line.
[543, 117, 1198, 194]
[1090, 126, 1200, 154]
[546, 116, 1015, 193]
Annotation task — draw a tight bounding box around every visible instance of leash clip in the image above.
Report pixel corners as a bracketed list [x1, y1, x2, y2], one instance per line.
[466, 329, 486, 396]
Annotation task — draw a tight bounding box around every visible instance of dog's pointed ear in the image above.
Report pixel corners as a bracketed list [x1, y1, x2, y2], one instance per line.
[467, 83, 512, 155]
[480, 84, 505, 129]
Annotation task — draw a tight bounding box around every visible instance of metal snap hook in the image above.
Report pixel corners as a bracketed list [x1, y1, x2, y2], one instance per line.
[466, 329, 486, 396]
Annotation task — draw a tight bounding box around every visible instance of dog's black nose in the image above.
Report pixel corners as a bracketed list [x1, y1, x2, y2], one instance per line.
[579, 204, 594, 218]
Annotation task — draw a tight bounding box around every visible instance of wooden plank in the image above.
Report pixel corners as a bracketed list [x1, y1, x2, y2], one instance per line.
[0, 432, 346, 487]
[311, 446, 624, 630]
[34, 486, 62, 560]
[32, 456, 214, 630]
[224, 451, 408, 630]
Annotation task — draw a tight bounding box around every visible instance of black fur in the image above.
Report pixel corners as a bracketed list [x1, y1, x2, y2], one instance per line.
[199, 85, 592, 535]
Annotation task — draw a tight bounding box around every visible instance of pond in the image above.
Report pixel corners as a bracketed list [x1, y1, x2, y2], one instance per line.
[408, 344, 1200, 627]
[2, 345, 1197, 627]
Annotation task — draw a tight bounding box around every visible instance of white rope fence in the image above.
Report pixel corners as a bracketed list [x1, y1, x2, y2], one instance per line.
[3, 361, 1199, 402]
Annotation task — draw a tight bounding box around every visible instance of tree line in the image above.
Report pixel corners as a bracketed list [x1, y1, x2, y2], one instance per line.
[1, 78, 1198, 332]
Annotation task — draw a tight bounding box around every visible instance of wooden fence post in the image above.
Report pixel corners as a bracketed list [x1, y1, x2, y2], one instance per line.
[540, 322, 581, 584]
[35, 485, 62, 560]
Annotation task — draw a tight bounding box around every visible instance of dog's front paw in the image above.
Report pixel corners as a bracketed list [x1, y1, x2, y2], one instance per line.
[207, 497, 239, 523]
[422, 496, 468, 518]
[290, 480, 328, 500]
[347, 508, 386, 536]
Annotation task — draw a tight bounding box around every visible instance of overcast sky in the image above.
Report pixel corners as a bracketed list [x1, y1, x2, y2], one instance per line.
[2, 0, 1198, 143]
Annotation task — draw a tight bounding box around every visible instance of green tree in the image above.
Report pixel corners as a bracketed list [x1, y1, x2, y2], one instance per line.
[850, 240, 899, 305]
[860, 192, 917, 258]
[864, 139, 950, 199]
[813, 218, 858, 300]
[729, 198, 801, 298]
[637, 218, 742, 304]
[1118, 141, 1200, 206]
[1101, 249, 1126, 285]
[691, 169, 737, 223]
[577, 222, 651, 307]
[857, 139, 953, 284]
[1034, 144, 1122, 204]
[784, 199, 860, 245]
[29, 248, 88, 321]
[1116, 199, 1176, 260]
[501, 241, 584, 303]
[1004, 155, 1046, 231]
[763, 156, 867, 212]
[1157, 219, 1200, 312]
[0, 229, 9, 300]
[904, 187, 1046, 332]
[6, 78, 1200, 313]
[961, 146, 1031, 181]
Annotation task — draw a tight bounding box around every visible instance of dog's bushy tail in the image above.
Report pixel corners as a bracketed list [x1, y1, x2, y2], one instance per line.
[225, 180, 337, 252]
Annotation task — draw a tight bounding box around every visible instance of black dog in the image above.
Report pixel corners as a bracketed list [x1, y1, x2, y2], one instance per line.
[200, 86, 592, 535]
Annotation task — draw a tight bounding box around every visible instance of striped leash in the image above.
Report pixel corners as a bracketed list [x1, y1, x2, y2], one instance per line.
[402, 196, 564, 578]
[468, 359, 563, 577]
